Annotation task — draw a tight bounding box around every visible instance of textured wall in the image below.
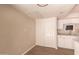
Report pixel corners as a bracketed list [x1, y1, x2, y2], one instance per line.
[0, 5, 35, 54]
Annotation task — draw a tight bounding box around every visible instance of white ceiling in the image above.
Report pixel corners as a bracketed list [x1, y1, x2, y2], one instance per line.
[12, 4, 75, 19]
[64, 5, 79, 18]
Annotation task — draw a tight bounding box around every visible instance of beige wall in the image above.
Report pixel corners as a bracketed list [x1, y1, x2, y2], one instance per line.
[0, 5, 35, 54]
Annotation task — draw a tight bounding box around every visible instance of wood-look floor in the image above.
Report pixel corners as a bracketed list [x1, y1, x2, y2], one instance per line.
[25, 45, 74, 55]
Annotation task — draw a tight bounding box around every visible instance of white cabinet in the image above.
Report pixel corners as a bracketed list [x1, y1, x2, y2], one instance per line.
[74, 40, 79, 55]
[58, 35, 77, 49]
[36, 17, 57, 49]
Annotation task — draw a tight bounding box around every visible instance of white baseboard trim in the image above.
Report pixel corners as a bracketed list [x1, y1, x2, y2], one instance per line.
[21, 45, 36, 55]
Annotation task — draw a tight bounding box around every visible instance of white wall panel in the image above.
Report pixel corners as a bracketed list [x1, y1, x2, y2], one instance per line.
[36, 17, 57, 48]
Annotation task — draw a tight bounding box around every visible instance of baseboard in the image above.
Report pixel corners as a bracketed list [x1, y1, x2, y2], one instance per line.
[21, 45, 36, 55]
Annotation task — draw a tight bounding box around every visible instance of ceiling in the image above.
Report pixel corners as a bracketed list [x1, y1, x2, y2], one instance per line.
[65, 4, 79, 18]
[12, 4, 76, 19]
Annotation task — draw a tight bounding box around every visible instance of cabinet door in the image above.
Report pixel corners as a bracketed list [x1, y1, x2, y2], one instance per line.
[64, 36, 72, 49]
[58, 35, 75, 49]
[58, 35, 66, 48]
[74, 41, 79, 55]
[64, 36, 74, 49]
[36, 17, 57, 49]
